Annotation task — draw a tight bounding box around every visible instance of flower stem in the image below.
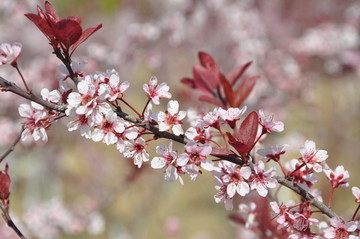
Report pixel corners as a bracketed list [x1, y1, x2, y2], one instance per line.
[120, 98, 142, 117]
[14, 65, 31, 93]
[351, 204, 360, 221]
[328, 187, 335, 207]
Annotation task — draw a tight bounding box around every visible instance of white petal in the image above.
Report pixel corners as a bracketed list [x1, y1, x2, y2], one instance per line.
[151, 157, 166, 169]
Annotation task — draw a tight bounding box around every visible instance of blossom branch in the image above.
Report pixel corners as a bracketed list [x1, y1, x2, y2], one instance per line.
[275, 176, 338, 218]
[0, 203, 27, 239]
[0, 76, 66, 112]
[0, 76, 340, 221]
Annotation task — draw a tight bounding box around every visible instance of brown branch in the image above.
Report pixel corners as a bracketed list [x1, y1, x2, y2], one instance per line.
[0, 76, 339, 220]
[0, 127, 24, 164]
[0, 76, 66, 112]
[0, 203, 27, 239]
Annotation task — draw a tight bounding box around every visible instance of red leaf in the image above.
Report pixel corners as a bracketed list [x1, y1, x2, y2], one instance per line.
[193, 65, 218, 95]
[25, 13, 55, 41]
[70, 24, 102, 55]
[44, 1, 59, 23]
[211, 146, 233, 156]
[199, 95, 225, 108]
[0, 164, 10, 201]
[219, 73, 234, 107]
[228, 112, 258, 157]
[227, 61, 252, 86]
[234, 76, 258, 107]
[180, 77, 195, 88]
[53, 19, 82, 49]
[198, 51, 219, 76]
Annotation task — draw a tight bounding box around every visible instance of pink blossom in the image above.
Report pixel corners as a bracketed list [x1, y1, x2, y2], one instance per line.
[352, 187, 360, 203]
[197, 108, 222, 129]
[250, 161, 277, 197]
[218, 106, 247, 128]
[41, 80, 72, 104]
[284, 159, 318, 189]
[256, 144, 287, 162]
[151, 141, 183, 185]
[177, 142, 213, 180]
[143, 76, 171, 104]
[122, 137, 149, 168]
[57, 61, 86, 80]
[323, 217, 358, 239]
[67, 114, 93, 139]
[91, 111, 125, 145]
[238, 203, 257, 229]
[155, 100, 186, 136]
[18, 102, 49, 142]
[299, 140, 329, 173]
[324, 165, 350, 188]
[184, 127, 212, 144]
[212, 161, 251, 210]
[258, 109, 284, 133]
[66, 74, 111, 124]
[97, 69, 130, 102]
[0, 42, 22, 66]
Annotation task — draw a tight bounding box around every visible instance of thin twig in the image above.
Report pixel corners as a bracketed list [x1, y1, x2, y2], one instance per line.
[0, 127, 24, 164]
[0, 203, 27, 239]
[0, 76, 66, 112]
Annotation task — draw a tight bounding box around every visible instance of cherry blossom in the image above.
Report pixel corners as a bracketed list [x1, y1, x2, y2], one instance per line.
[177, 142, 213, 180]
[258, 109, 284, 133]
[238, 203, 257, 229]
[213, 175, 234, 210]
[18, 102, 50, 142]
[115, 122, 139, 153]
[197, 108, 222, 129]
[256, 144, 287, 162]
[155, 100, 186, 136]
[184, 127, 212, 144]
[284, 159, 317, 189]
[122, 137, 149, 168]
[41, 80, 72, 104]
[97, 69, 130, 102]
[218, 106, 247, 128]
[151, 141, 184, 185]
[352, 187, 360, 203]
[91, 111, 126, 145]
[0, 42, 22, 66]
[143, 76, 172, 104]
[299, 140, 329, 173]
[323, 217, 358, 239]
[324, 165, 350, 188]
[66, 74, 111, 124]
[67, 113, 93, 139]
[212, 161, 251, 210]
[250, 161, 277, 197]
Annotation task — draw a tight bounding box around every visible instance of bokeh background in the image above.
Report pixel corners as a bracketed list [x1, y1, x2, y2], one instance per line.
[0, 0, 360, 238]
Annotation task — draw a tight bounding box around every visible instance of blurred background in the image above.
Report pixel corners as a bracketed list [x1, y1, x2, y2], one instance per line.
[0, 0, 360, 238]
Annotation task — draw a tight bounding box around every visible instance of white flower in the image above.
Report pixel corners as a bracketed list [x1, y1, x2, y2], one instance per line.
[151, 141, 183, 185]
[250, 161, 277, 197]
[0, 42, 22, 66]
[155, 100, 186, 136]
[324, 165, 349, 188]
[300, 140, 328, 172]
[323, 217, 357, 239]
[177, 142, 213, 180]
[143, 76, 171, 104]
[91, 111, 125, 145]
[258, 109, 284, 133]
[352, 187, 360, 203]
[18, 102, 49, 142]
[98, 69, 130, 102]
[122, 137, 149, 168]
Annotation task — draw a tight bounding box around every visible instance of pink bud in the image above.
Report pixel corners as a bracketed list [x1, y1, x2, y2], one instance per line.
[0, 164, 11, 201]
